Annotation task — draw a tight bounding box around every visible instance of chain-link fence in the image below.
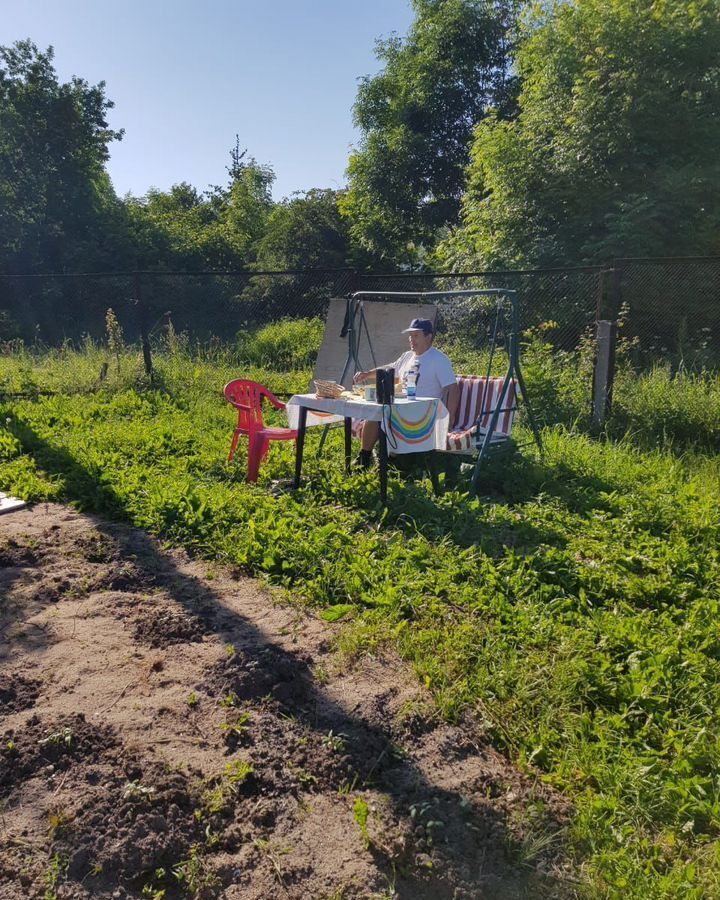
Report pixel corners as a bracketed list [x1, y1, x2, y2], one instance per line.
[1, 260, 718, 367]
[0, 269, 358, 346]
[605, 258, 720, 367]
[0, 266, 602, 351]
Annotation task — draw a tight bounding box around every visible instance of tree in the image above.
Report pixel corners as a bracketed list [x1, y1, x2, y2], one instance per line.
[238, 189, 352, 320]
[0, 40, 124, 273]
[440, 0, 720, 269]
[341, 0, 520, 266]
[253, 189, 350, 271]
[124, 149, 275, 269]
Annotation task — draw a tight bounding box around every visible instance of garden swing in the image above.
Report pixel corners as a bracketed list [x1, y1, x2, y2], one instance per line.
[347, 288, 543, 496]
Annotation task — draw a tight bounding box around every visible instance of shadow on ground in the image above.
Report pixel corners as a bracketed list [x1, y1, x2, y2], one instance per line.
[0, 419, 579, 899]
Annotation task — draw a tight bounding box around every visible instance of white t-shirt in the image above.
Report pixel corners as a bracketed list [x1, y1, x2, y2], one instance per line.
[391, 346, 456, 400]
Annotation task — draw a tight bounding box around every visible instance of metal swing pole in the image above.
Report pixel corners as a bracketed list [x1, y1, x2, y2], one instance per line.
[317, 296, 375, 456]
[507, 290, 543, 455]
[469, 290, 543, 495]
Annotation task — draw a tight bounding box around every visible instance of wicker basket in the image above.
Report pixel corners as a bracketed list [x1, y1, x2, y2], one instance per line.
[314, 379, 345, 399]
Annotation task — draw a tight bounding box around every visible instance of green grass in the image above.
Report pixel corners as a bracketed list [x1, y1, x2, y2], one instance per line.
[1, 331, 720, 897]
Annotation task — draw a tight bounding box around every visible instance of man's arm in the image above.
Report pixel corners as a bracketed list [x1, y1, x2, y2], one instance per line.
[443, 382, 460, 427]
[354, 353, 406, 384]
[352, 368, 377, 384]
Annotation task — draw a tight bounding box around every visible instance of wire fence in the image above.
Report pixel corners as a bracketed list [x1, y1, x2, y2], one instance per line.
[0, 269, 358, 347]
[0, 266, 602, 352]
[0, 258, 718, 368]
[607, 258, 720, 368]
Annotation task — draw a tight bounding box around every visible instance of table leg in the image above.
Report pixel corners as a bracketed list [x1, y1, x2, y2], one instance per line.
[344, 416, 352, 473]
[293, 406, 308, 489]
[378, 428, 388, 505]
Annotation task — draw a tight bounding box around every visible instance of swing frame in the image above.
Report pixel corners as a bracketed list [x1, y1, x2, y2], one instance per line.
[347, 288, 543, 496]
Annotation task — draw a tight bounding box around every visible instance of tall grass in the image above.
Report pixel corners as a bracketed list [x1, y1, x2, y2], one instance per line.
[1, 323, 720, 897]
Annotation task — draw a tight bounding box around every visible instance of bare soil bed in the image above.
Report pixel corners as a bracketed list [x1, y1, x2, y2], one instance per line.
[0, 504, 575, 899]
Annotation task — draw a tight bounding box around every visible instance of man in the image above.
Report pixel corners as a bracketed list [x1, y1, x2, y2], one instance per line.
[352, 317, 460, 468]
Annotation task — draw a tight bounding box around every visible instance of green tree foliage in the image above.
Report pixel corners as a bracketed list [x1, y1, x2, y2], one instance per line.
[253, 189, 350, 270]
[0, 40, 124, 273]
[240, 189, 352, 320]
[440, 0, 720, 269]
[125, 149, 275, 269]
[342, 0, 520, 267]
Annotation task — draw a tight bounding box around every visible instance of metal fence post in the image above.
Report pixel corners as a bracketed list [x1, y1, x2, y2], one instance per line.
[133, 272, 153, 379]
[610, 261, 623, 319]
[592, 319, 617, 430]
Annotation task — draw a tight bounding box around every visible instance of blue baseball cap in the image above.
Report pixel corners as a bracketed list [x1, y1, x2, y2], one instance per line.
[402, 317, 434, 335]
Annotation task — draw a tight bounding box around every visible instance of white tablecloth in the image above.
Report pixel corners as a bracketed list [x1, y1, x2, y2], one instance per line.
[286, 394, 449, 455]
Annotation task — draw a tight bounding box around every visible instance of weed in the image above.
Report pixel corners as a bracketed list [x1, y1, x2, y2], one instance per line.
[173, 844, 220, 896]
[353, 797, 371, 849]
[409, 802, 444, 848]
[164, 316, 188, 357]
[47, 806, 72, 838]
[313, 664, 329, 685]
[218, 691, 239, 708]
[39, 727, 73, 748]
[201, 759, 254, 814]
[322, 730, 347, 752]
[105, 308, 124, 375]
[513, 826, 563, 870]
[236, 317, 324, 369]
[252, 838, 291, 888]
[394, 698, 437, 729]
[219, 710, 250, 741]
[321, 885, 351, 900]
[201, 785, 227, 817]
[123, 781, 156, 802]
[338, 774, 360, 796]
[287, 763, 317, 787]
[142, 867, 167, 899]
[42, 853, 67, 900]
[186, 691, 199, 708]
[224, 758, 254, 785]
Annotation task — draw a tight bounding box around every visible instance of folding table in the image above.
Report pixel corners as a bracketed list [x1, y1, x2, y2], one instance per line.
[286, 394, 449, 504]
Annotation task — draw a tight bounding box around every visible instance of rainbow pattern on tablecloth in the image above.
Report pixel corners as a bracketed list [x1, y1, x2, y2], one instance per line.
[388, 400, 438, 444]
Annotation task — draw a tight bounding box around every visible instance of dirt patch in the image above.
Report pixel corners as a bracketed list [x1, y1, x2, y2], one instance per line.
[0, 504, 577, 899]
[0, 536, 38, 568]
[0, 712, 118, 793]
[131, 598, 210, 649]
[0, 672, 42, 715]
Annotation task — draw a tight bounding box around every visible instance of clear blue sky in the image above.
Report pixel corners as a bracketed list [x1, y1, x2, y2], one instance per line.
[3, 0, 414, 201]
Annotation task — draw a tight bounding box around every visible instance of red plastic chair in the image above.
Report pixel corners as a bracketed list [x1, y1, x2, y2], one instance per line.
[223, 380, 298, 482]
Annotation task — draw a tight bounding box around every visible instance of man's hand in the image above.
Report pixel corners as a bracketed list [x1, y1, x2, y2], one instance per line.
[353, 370, 371, 385]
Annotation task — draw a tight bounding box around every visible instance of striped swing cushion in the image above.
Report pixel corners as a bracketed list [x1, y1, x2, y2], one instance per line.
[446, 376, 517, 453]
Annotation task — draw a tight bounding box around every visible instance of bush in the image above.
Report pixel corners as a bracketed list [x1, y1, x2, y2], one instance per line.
[235, 317, 324, 370]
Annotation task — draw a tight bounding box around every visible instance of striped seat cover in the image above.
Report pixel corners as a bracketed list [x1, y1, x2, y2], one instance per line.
[446, 376, 517, 453]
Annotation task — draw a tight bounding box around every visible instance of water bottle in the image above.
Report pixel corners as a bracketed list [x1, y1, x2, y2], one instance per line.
[406, 367, 417, 399]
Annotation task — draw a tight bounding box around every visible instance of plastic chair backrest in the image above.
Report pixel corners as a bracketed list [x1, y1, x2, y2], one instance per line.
[223, 379, 269, 433]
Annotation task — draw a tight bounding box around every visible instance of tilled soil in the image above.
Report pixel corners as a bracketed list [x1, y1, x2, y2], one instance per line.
[0, 504, 576, 899]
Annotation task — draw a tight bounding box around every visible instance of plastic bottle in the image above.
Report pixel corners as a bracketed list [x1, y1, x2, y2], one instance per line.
[405, 367, 417, 399]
